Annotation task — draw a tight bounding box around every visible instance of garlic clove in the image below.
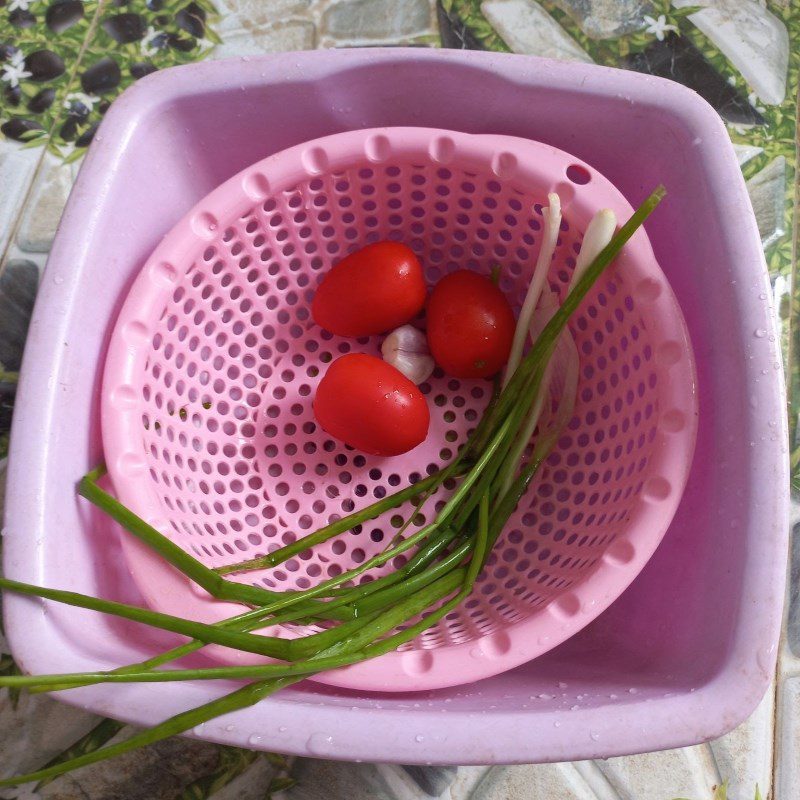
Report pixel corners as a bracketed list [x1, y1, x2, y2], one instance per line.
[381, 324, 435, 385]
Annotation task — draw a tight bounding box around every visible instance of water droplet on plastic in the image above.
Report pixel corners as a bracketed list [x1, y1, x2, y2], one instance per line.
[415, 734, 425, 743]
[590, 731, 600, 741]
[759, 292, 767, 300]
[537, 693, 553, 700]
[757, 643, 776, 673]
[754, 328, 766, 338]
[194, 723, 205, 734]
[557, 681, 568, 689]
[570, 704, 580, 711]
[609, 693, 618, 699]
[306, 732, 334, 755]
[553, 721, 561, 728]
[225, 724, 235, 732]
[248, 734, 263, 746]
[628, 688, 638, 694]
[53, 275, 64, 285]
[278, 726, 287, 732]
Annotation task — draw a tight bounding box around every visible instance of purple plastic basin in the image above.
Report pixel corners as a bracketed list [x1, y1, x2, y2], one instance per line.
[2, 48, 788, 765]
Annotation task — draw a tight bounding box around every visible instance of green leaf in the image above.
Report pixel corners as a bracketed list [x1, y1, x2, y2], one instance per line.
[18, 83, 39, 100]
[754, 786, 763, 800]
[191, 0, 219, 15]
[204, 27, 222, 45]
[17, 128, 46, 141]
[35, 718, 126, 790]
[264, 752, 289, 770]
[267, 775, 296, 794]
[178, 746, 258, 800]
[61, 146, 86, 165]
[20, 135, 49, 150]
[671, 5, 703, 18]
[714, 782, 729, 800]
[466, 18, 495, 39]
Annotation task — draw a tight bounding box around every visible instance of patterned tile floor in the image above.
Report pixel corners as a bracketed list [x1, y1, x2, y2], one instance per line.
[0, 1, 797, 798]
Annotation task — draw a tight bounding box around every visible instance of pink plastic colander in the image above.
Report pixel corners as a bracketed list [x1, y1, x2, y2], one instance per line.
[101, 127, 696, 692]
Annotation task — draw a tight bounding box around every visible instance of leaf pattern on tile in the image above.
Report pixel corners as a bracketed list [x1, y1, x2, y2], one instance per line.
[0, 0, 221, 158]
[0, 0, 97, 146]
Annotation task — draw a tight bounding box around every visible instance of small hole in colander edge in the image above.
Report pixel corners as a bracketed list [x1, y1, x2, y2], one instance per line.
[566, 164, 591, 185]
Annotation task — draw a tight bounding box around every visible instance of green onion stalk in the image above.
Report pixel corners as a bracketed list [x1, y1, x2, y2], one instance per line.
[0, 186, 664, 787]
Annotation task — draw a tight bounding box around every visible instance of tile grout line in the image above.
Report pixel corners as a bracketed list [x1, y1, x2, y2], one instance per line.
[788, 74, 800, 480]
[771, 543, 798, 789]
[769, 677, 780, 800]
[0, 0, 110, 281]
[574, 760, 625, 800]
[464, 764, 495, 799]
[702, 742, 724, 795]
[774, 72, 798, 781]
[770, 457, 797, 793]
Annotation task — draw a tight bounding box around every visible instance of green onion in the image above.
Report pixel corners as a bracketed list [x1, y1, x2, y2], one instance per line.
[213, 469, 449, 575]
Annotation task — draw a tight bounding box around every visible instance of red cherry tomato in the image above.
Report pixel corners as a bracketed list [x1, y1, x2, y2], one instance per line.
[426, 270, 516, 379]
[313, 354, 430, 456]
[312, 242, 426, 337]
